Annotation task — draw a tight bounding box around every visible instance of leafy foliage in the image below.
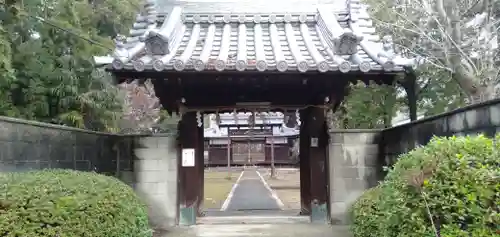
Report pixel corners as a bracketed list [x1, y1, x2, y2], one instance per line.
[0, 169, 152, 237]
[0, 0, 142, 132]
[331, 82, 401, 129]
[351, 135, 500, 237]
[415, 66, 467, 116]
[350, 187, 384, 236]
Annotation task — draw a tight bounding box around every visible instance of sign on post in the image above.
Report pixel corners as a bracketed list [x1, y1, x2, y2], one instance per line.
[311, 137, 319, 147]
[182, 148, 195, 167]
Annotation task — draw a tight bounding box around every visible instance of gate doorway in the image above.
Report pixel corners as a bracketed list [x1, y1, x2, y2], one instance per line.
[176, 107, 332, 225]
[201, 112, 303, 220]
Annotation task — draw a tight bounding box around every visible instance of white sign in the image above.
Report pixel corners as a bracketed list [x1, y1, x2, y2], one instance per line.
[310, 137, 319, 147]
[182, 148, 195, 167]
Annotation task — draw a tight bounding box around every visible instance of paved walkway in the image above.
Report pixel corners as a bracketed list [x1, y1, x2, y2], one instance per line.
[224, 169, 281, 211]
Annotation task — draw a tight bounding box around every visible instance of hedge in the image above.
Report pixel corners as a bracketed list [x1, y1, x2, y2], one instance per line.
[351, 135, 500, 237]
[0, 169, 152, 237]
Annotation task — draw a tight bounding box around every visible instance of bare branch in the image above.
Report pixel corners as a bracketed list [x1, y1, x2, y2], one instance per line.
[365, 0, 499, 99]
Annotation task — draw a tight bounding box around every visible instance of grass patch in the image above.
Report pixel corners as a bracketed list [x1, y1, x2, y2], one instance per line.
[203, 170, 241, 209]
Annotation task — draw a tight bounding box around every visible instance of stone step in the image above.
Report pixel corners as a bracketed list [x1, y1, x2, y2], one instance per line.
[197, 215, 310, 225]
[193, 224, 275, 237]
[158, 222, 351, 237]
[188, 223, 352, 237]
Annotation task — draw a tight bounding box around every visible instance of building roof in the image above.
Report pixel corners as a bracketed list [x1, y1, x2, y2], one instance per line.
[204, 125, 299, 138]
[204, 112, 299, 138]
[96, 0, 415, 73]
[216, 112, 289, 126]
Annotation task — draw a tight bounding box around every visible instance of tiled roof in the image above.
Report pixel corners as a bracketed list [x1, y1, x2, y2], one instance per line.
[96, 0, 415, 73]
[204, 112, 299, 138]
[155, 0, 350, 14]
[216, 112, 289, 126]
[204, 126, 299, 138]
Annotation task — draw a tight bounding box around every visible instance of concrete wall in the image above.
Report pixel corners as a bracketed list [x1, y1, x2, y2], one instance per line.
[327, 99, 500, 225]
[0, 116, 134, 175]
[380, 99, 500, 168]
[134, 135, 178, 229]
[0, 116, 179, 229]
[328, 130, 381, 225]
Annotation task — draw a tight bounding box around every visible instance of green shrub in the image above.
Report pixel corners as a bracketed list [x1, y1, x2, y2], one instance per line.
[350, 187, 384, 237]
[0, 169, 152, 237]
[351, 135, 500, 237]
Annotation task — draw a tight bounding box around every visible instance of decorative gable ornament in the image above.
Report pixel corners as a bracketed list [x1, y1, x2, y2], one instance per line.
[378, 35, 396, 59]
[111, 34, 129, 69]
[377, 35, 396, 71]
[316, 8, 363, 56]
[333, 32, 363, 55]
[141, 30, 169, 55]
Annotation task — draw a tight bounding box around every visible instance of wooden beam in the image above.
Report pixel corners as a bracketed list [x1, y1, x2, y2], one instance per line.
[112, 71, 396, 114]
[109, 69, 401, 81]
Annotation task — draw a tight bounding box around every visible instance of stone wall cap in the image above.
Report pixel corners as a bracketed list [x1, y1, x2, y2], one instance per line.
[0, 116, 179, 138]
[329, 129, 383, 133]
[384, 98, 500, 132]
[0, 116, 115, 136]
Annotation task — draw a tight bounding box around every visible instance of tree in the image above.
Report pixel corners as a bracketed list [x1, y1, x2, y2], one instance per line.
[118, 79, 164, 134]
[415, 66, 468, 116]
[0, 0, 141, 132]
[0, 0, 19, 115]
[365, 0, 500, 103]
[329, 82, 401, 129]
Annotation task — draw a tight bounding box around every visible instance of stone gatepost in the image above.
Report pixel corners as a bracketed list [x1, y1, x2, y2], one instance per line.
[328, 130, 381, 225]
[133, 134, 178, 230]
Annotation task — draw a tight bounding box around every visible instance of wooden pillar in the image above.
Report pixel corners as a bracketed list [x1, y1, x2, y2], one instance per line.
[178, 112, 201, 226]
[265, 140, 271, 164]
[207, 142, 211, 166]
[197, 118, 205, 217]
[403, 69, 418, 121]
[247, 139, 251, 166]
[299, 108, 311, 215]
[307, 107, 329, 223]
[226, 128, 231, 177]
[270, 126, 276, 177]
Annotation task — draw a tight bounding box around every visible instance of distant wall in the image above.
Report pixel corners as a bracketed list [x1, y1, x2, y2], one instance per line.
[380, 99, 500, 168]
[0, 116, 134, 177]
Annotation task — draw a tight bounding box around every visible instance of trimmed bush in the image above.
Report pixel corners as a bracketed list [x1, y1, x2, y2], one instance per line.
[350, 186, 384, 237]
[0, 169, 152, 237]
[351, 135, 500, 237]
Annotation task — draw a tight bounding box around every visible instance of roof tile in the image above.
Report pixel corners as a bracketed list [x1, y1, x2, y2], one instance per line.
[101, 1, 416, 73]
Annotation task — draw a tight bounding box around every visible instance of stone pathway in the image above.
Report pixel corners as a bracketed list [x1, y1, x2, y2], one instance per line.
[224, 169, 281, 212]
[154, 168, 352, 237]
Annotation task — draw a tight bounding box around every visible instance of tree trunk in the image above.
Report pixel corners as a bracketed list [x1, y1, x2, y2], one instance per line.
[457, 75, 497, 104]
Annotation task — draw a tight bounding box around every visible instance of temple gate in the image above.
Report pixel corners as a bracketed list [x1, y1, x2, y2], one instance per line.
[96, 0, 415, 226]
